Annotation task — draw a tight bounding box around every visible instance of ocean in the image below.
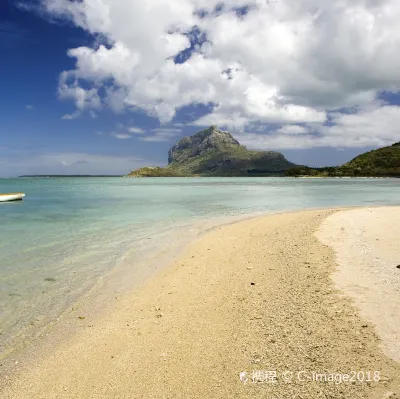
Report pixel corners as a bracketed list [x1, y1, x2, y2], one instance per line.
[0, 176, 399, 357]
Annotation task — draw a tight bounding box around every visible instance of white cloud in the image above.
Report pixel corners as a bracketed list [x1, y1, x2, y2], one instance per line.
[276, 125, 309, 135]
[128, 127, 145, 134]
[237, 104, 400, 149]
[322, 104, 400, 147]
[140, 129, 181, 142]
[152, 128, 182, 133]
[38, 0, 400, 148]
[25, 104, 34, 110]
[58, 70, 101, 112]
[62, 111, 81, 120]
[111, 133, 132, 140]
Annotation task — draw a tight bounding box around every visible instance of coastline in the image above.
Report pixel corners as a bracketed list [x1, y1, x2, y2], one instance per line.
[0, 204, 360, 370]
[2, 207, 400, 398]
[317, 207, 400, 363]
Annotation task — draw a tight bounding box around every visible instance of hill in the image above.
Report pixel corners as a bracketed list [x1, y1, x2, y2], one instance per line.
[128, 126, 296, 177]
[285, 142, 400, 177]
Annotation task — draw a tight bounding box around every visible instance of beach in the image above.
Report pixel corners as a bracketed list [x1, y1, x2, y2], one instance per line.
[1, 207, 399, 398]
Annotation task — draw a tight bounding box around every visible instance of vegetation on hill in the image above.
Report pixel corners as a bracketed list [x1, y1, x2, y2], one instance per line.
[127, 167, 187, 177]
[285, 142, 400, 177]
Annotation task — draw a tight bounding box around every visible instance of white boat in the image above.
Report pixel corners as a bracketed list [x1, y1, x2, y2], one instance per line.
[0, 193, 26, 202]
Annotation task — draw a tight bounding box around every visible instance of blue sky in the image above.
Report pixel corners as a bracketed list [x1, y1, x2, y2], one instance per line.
[1, 0, 399, 177]
[0, 1, 167, 176]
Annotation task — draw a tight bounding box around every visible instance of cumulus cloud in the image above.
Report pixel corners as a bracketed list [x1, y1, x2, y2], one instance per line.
[59, 70, 101, 119]
[37, 0, 400, 147]
[237, 104, 400, 149]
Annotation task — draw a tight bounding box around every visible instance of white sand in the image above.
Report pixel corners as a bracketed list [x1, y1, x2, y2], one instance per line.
[317, 206, 400, 363]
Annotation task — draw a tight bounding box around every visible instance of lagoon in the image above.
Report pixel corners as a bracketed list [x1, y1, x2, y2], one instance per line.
[0, 176, 399, 357]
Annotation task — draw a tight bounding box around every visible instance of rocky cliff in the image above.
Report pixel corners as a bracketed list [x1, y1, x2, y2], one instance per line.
[168, 127, 240, 164]
[128, 126, 296, 177]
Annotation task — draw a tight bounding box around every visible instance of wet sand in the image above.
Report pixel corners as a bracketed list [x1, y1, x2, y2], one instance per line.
[1, 208, 399, 398]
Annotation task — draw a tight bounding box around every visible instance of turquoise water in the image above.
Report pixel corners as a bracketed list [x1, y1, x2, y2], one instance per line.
[0, 177, 399, 355]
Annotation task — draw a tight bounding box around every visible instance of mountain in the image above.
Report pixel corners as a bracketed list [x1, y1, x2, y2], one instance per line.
[128, 126, 296, 177]
[285, 141, 400, 177]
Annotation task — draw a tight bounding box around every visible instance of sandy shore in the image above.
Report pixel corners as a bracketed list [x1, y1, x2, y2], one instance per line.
[1, 208, 399, 398]
[317, 207, 400, 363]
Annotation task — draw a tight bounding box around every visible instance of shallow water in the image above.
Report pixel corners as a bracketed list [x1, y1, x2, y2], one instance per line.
[0, 177, 399, 355]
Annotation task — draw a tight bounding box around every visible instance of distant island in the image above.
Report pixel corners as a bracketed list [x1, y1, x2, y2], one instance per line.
[285, 141, 400, 177]
[128, 126, 400, 178]
[19, 175, 123, 178]
[128, 126, 296, 177]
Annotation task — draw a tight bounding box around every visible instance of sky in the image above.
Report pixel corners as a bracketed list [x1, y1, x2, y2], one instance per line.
[1, 0, 400, 176]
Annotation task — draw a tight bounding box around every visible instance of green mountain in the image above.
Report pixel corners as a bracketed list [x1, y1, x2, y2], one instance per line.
[128, 126, 296, 177]
[285, 141, 400, 177]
